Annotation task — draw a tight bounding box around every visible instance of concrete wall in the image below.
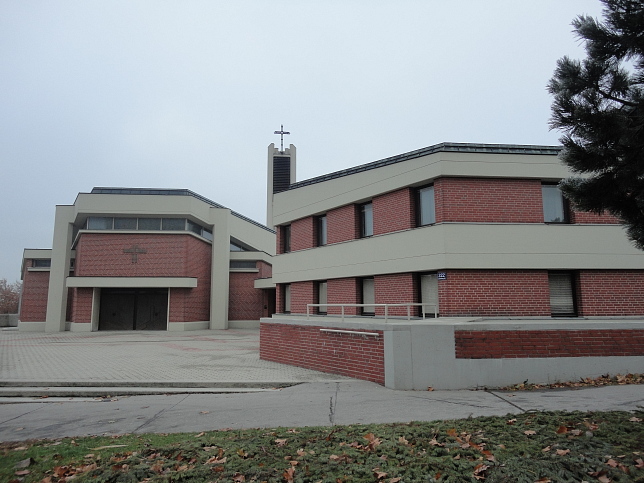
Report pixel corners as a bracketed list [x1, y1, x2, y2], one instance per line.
[260, 316, 644, 390]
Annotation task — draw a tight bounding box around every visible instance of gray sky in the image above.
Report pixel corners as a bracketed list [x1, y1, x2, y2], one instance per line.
[0, 0, 605, 282]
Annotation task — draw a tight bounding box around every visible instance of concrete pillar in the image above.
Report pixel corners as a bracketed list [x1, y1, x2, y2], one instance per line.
[210, 208, 230, 329]
[45, 205, 75, 332]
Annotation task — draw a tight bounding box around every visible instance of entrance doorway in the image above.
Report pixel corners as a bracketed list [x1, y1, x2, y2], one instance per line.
[420, 273, 439, 317]
[99, 288, 168, 330]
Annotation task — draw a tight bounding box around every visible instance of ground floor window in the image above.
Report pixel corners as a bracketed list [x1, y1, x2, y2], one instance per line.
[283, 284, 291, 313]
[419, 273, 439, 317]
[317, 281, 327, 314]
[361, 277, 375, 315]
[548, 272, 576, 316]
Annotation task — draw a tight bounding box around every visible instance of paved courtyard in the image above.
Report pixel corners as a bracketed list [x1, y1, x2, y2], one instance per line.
[0, 329, 349, 386]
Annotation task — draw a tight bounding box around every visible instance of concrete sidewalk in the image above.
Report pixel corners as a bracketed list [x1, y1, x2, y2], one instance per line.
[0, 381, 642, 441]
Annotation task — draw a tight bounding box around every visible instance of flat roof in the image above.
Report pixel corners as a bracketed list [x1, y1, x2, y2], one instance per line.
[90, 187, 274, 233]
[288, 142, 562, 190]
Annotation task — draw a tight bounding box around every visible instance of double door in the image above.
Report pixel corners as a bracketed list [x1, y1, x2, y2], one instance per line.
[99, 288, 168, 330]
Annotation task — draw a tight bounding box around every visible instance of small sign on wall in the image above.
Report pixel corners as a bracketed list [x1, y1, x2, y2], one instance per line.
[438, 272, 447, 280]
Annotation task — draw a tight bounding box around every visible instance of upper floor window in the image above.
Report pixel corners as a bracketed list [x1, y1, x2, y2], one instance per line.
[317, 215, 327, 246]
[281, 225, 291, 253]
[417, 185, 436, 226]
[542, 184, 569, 223]
[360, 202, 373, 238]
[32, 259, 51, 268]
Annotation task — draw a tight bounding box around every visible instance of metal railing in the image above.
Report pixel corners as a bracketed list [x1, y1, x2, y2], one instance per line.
[306, 303, 437, 322]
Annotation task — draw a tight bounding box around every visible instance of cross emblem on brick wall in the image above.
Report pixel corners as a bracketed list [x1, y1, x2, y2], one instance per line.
[123, 244, 147, 263]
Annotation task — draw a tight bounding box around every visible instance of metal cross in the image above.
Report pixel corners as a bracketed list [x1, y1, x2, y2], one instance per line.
[274, 124, 290, 151]
[123, 244, 147, 264]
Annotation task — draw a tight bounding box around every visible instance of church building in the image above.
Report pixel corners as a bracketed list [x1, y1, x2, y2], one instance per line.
[20, 188, 275, 332]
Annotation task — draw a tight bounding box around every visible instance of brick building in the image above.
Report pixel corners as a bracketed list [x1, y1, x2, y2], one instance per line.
[260, 142, 644, 389]
[20, 188, 275, 332]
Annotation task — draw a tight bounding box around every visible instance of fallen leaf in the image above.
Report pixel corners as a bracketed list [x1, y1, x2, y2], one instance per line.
[14, 470, 30, 476]
[206, 456, 227, 464]
[597, 476, 611, 483]
[275, 438, 288, 447]
[195, 432, 205, 437]
[233, 473, 246, 482]
[535, 479, 551, 483]
[398, 436, 409, 446]
[373, 468, 387, 479]
[606, 458, 618, 467]
[427, 386, 434, 391]
[390, 478, 402, 483]
[282, 467, 295, 483]
[237, 449, 248, 458]
[12, 446, 29, 451]
[556, 449, 571, 456]
[556, 425, 568, 434]
[542, 446, 551, 452]
[524, 430, 537, 436]
[200, 411, 210, 414]
[507, 419, 517, 425]
[629, 417, 642, 422]
[634, 458, 644, 469]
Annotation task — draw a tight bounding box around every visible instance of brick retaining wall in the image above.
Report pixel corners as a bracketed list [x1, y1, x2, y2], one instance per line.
[260, 322, 385, 384]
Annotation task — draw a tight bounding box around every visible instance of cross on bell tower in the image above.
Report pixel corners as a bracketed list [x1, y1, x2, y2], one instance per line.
[273, 124, 290, 152]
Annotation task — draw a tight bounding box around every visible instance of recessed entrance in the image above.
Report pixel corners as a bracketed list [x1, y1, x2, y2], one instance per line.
[99, 288, 168, 330]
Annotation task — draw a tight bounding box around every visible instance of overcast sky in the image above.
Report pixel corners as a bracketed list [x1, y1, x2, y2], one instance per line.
[0, 0, 605, 282]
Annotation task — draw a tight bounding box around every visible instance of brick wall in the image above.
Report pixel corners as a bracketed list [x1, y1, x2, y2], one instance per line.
[434, 178, 543, 223]
[260, 323, 385, 384]
[327, 277, 360, 315]
[276, 225, 283, 254]
[374, 273, 417, 316]
[327, 204, 358, 244]
[439, 270, 551, 317]
[71, 288, 93, 323]
[291, 217, 316, 251]
[456, 329, 644, 358]
[276, 284, 286, 313]
[578, 270, 644, 316]
[290, 281, 315, 314]
[373, 188, 414, 235]
[19, 262, 50, 322]
[571, 210, 620, 224]
[257, 260, 272, 279]
[228, 271, 265, 320]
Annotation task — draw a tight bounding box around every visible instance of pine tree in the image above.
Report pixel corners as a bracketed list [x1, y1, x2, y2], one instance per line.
[548, 0, 644, 248]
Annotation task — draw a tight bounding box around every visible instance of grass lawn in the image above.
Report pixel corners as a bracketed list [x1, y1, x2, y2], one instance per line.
[1, 410, 642, 482]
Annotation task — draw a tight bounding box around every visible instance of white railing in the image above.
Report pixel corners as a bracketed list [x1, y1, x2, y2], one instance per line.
[306, 303, 437, 322]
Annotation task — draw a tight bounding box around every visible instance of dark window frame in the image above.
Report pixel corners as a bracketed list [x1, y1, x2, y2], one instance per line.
[360, 277, 375, 316]
[359, 202, 373, 238]
[316, 215, 328, 247]
[416, 184, 436, 227]
[542, 183, 570, 224]
[282, 283, 291, 314]
[548, 271, 578, 317]
[281, 225, 291, 253]
[316, 280, 328, 314]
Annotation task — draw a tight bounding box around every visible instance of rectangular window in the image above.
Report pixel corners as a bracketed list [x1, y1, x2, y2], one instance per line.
[87, 217, 113, 230]
[542, 184, 569, 223]
[229, 260, 257, 269]
[32, 259, 51, 268]
[114, 217, 137, 230]
[317, 281, 328, 314]
[283, 284, 291, 313]
[317, 215, 327, 246]
[138, 218, 161, 230]
[361, 277, 375, 315]
[548, 272, 576, 316]
[360, 202, 373, 237]
[417, 185, 436, 226]
[281, 225, 291, 253]
[162, 218, 186, 231]
[202, 228, 213, 241]
[419, 273, 439, 317]
[187, 220, 202, 236]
